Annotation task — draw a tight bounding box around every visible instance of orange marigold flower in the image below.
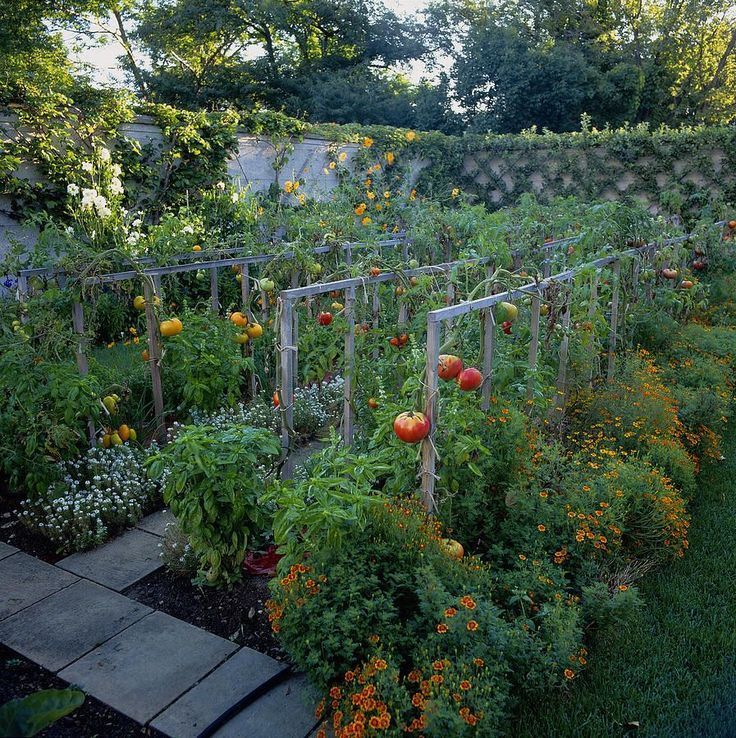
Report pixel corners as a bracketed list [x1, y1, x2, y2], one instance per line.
[459, 596, 476, 610]
[460, 680, 472, 691]
[362, 137, 374, 148]
[467, 620, 479, 632]
[330, 687, 342, 699]
[431, 674, 444, 684]
[408, 669, 421, 682]
[437, 623, 448, 634]
[373, 658, 388, 671]
[433, 660, 444, 671]
[368, 715, 382, 729]
[537, 524, 546, 532]
[473, 657, 485, 667]
[564, 668, 575, 679]
[444, 607, 457, 618]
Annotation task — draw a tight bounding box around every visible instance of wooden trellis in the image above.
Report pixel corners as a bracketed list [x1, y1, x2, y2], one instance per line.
[276, 256, 492, 454]
[18, 236, 409, 443]
[418, 225, 723, 512]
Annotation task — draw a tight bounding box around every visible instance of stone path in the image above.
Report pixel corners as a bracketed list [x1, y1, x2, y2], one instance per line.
[0, 512, 318, 737]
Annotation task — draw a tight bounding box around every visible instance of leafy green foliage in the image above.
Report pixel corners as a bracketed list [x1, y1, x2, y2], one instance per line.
[147, 423, 280, 584]
[0, 689, 85, 738]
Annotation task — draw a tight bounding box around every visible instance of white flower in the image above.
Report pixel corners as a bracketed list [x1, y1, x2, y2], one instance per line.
[131, 218, 142, 228]
[231, 192, 239, 203]
[182, 225, 194, 235]
[216, 181, 226, 190]
[65, 226, 74, 235]
[93, 194, 108, 210]
[99, 147, 111, 162]
[67, 183, 80, 196]
[109, 177, 124, 196]
[127, 233, 140, 245]
[82, 188, 97, 208]
[111, 163, 122, 177]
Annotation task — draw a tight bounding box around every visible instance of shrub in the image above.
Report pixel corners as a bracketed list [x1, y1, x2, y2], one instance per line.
[161, 311, 252, 413]
[19, 445, 159, 553]
[147, 423, 280, 585]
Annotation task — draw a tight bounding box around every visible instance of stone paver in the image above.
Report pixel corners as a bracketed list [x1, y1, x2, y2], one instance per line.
[57, 528, 162, 591]
[136, 509, 175, 537]
[0, 552, 78, 621]
[212, 674, 318, 738]
[0, 579, 152, 671]
[0, 541, 18, 561]
[59, 611, 237, 724]
[151, 647, 288, 738]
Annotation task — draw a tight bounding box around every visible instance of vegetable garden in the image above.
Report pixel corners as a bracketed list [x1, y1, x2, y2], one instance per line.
[2, 137, 736, 736]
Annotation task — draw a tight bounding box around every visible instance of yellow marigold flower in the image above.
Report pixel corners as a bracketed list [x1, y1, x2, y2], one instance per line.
[297, 193, 306, 205]
[338, 151, 347, 162]
[386, 151, 394, 165]
[366, 191, 375, 200]
[409, 189, 417, 201]
[283, 180, 294, 193]
[329, 161, 336, 170]
[451, 188, 460, 198]
[405, 130, 416, 142]
[383, 190, 390, 199]
[354, 203, 366, 215]
[361, 216, 372, 225]
[362, 137, 374, 148]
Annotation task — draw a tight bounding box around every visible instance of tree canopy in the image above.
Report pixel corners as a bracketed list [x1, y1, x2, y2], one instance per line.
[1, 0, 734, 132]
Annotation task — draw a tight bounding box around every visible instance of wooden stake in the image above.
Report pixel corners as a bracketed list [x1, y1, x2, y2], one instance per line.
[607, 260, 621, 382]
[143, 280, 165, 442]
[72, 301, 96, 446]
[343, 287, 356, 445]
[420, 319, 441, 513]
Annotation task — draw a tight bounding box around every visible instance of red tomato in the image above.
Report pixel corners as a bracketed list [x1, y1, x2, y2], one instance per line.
[661, 268, 679, 280]
[389, 337, 400, 347]
[273, 392, 280, 408]
[318, 312, 333, 326]
[457, 367, 483, 391]
[438, 354, 463, 381]
[393, 411, 430, 444]
[368, 398, 378, 409]
[398, 333, 409, 346]
[370, 267, 382, 277]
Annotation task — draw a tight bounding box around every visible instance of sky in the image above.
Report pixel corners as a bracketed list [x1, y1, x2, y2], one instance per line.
[68, 0, 432, 88]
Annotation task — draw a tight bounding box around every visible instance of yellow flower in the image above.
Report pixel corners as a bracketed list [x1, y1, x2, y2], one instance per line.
[362, 136, 374, 148]
[361, 216, 372, 225]
[366, 191, 375, 200]
[451, 188, 460, 198]
[386, 151, 395, 165]
[409, 189, 417, 201]
[405, 130, 416, 142]
[375, 203, 383, 211]
[283, 180, 294, 193]
[354, 203, 367, 215]
[383, 190, 391, 199]
[297, 193, 306, 205]
[364, 178, 372, 187]
[328, 161, 336, 170]
[338, 151, 347, 162]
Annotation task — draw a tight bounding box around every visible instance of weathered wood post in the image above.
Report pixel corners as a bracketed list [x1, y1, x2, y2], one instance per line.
[420, 318, 441, 513]
[278, 296, 294, 455]
[526, 285, 542, 403]
[553, 281, 573, 413]
[143, 280, 165, 442]
[343, 286, 356, 444]
[481, 262, 496, 412]
[209, 267, 219, 314]
[71, 301, 97, 446]
[607, 259, 621, 382]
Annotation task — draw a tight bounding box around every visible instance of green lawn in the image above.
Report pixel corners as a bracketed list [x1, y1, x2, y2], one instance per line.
[511, 429, 736, 738]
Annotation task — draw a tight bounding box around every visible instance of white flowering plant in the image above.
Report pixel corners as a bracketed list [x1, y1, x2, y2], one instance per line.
[189, 374, 345, 441]
[20, 445, 161, 553]
[64, 146, 136, 252]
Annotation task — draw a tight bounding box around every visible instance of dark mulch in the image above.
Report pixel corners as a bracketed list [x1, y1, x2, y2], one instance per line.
[0, 493, 63, 564]
[0, 644, 163, 738]
[124, 569, 286, 661]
